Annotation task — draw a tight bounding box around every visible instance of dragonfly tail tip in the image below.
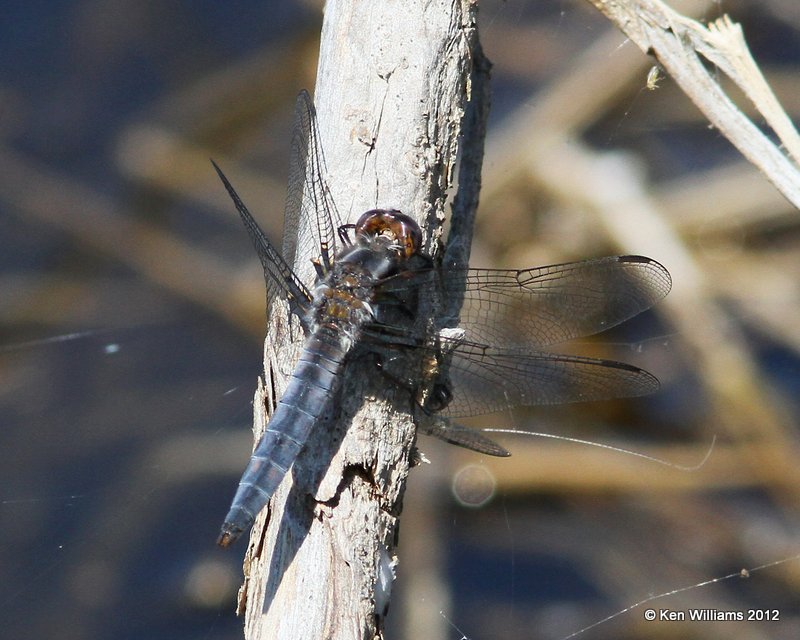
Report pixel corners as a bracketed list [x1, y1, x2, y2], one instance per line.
[216, 525, 241, 548]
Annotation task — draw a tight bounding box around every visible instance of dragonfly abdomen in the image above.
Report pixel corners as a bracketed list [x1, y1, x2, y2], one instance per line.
[217, 329, 349, 547]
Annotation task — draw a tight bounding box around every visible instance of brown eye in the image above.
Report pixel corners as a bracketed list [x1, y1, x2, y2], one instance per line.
[354, 209, 422, 259]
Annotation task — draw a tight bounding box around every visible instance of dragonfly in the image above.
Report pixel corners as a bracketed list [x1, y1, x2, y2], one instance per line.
[214, 91, 672, 547]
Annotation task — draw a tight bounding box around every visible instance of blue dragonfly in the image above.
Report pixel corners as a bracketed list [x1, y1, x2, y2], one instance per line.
[214, 91, 671, 547]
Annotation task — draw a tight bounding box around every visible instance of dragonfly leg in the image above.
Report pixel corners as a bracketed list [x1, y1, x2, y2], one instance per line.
[337, 223, 356, 246]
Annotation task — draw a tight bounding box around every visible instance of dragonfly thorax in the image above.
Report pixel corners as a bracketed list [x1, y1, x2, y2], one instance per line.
[307, 211, 420, 340]
[307, 259, 380, 338]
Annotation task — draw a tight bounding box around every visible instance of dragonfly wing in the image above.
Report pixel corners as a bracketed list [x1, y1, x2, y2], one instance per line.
[282, 90, 345, 283]
[417, 414, 510, 456]
[442, 344, 660, 418]
[444, 256, 671, 350]
[213, 161, 312, 322]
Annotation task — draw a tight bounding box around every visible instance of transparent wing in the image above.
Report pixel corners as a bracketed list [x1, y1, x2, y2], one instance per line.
[212, 161, 312, 318]
[214, 91, 348, 322]
[417, 416, 510, 456]
[449, 256, 671, 350]
[377, 256, 670, 351]
[367, 255, 669, 418]
[443, 343, 660, 418]
[282, 90, 345, 282]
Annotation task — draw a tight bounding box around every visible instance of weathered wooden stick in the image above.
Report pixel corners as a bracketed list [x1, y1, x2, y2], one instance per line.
[235, 2, 483, 638]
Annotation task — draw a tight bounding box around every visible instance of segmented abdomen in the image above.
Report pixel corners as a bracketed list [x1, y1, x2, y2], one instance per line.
[217, 329, 349, 546]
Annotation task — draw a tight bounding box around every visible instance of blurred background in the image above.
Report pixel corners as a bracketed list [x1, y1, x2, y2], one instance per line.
[2, 0, 800, 639]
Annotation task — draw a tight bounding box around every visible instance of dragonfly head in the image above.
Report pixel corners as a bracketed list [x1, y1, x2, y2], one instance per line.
[355, 209, 422, 260]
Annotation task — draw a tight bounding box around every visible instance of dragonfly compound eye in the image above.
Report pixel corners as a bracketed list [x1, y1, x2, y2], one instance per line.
[355, 209, 422, 259]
